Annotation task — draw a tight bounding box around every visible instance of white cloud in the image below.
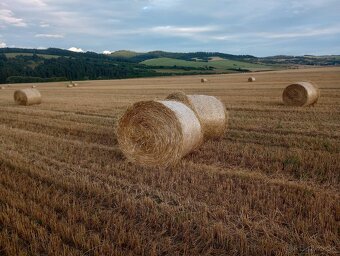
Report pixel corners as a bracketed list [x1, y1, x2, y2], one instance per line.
[0, 42, 6, 48]
[40, 22, 50, 27]
[0, 9, 27, 27]
[35, 33, 64, 38]
[211, 26, 340, 42]
[149, 25, 218, 39]
[68, 47, 84, 52]
[15, 0, 46, 7]
[143, 0, 181, 10]
[103, 50, 112, 54]
[260, 27, 340, 39]
[151, 26, 217, 34]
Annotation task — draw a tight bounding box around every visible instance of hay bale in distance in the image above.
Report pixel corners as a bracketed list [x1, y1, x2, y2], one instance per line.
[166, 92, 228, 139]
[32, 85, 37, 88]
[14, 88, 42, 106]
[248, 77, 256, 82]
[117, 100, 203, 168]
[67, 84, 74, 88]
[282, 81, 319, 107]
[0, 86, 5, 90]
[201, 78, 208, 83]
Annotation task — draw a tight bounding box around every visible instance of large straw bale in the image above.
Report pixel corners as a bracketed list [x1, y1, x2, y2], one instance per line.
[282, 81, 319, 106]
[14, 88, 42, 106]
[201, 78, 208, 83]
[117, 100, 203, 168]
[166, 92, 227, 139]
[67, 84, 74, 88]
[0, 86, 5, 90]
[248, 77, 256, 82]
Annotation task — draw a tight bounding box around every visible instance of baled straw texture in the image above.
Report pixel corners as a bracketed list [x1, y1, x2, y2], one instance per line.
[117, 100, 203, 168]
[282, 81, 319, 107]
[248, 77, 256, 82]
[201, 78, 208, 83]
[166, 92, 228, 139]
[67, 84, 74, 88]
[14, 88, 42, 106]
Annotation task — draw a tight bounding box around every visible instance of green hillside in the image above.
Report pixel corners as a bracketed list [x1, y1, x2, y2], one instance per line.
[110, 50, 142, 58]
[1, 47, 339, 84]
[5, 53, 60, 59]
[142, 57, 276, 72]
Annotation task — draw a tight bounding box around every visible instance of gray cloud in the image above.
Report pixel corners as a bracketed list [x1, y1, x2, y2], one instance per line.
[1, 0, 339, 55]
[35, 33, 64, 38]
[0, 9, 27, 27]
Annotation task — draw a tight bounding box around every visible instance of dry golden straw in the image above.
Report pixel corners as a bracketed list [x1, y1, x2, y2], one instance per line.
[282, 81, 320, 107]
[0, 86, 5, 90]
[67, 84, 74, 88]
[166, 92, 228, 139]
[117, 100, 203, 168]
[14, 88, 42, 106]
[32, 85, 37, 88]
[248, 77, 256, 82]
[201, 78, 208, 83]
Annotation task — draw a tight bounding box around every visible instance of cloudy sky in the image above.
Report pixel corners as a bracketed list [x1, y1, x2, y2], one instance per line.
[0, 0, 339, 56]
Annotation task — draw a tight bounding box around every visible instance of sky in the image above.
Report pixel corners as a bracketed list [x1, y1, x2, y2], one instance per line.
[0, 0, 340, 56]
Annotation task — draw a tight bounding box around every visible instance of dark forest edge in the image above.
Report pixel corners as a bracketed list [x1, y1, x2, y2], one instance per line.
[0, 47, 339, 84]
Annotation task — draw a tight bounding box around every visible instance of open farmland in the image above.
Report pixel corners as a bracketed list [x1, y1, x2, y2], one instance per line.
[141, 57, 277, 72]
[0, 67, 339, 255]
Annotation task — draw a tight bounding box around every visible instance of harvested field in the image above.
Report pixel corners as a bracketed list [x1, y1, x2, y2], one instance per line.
[0, 67, 339, 255]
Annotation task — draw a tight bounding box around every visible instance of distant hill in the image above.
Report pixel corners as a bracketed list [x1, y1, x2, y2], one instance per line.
[141, 57, 276, 73]
[0, 48, 158, 84]
[0, 47, 339, 84]
[110, 50, 142, 58]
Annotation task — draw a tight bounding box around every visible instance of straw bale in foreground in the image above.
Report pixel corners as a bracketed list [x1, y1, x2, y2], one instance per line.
[14, 88, 42, 106]
[283, 81, 319, 106]
[166, 92, 227, 139]
[117, 100, 203, 168]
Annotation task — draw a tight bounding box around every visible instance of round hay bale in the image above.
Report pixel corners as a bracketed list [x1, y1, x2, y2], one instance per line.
[117, 100, 203, 168]
[0, 86, 5, 90]
[248, 77, 256, 82]
[67, 84, 73, 88]
[14, 88, 42, 106]
[282, 81, 319, 107]
[32, 85, 37, 88]
[73, 83, 78, 87]
[201, 78, 208, 83]
[166, 92, 228, 139]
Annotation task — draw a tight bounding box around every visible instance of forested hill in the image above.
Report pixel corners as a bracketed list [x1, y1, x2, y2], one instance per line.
[1, 47, 339, 84]
[0, 48, 159, 84]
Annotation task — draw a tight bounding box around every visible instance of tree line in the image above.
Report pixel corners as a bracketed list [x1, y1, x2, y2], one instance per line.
[0, 51, 158, 84]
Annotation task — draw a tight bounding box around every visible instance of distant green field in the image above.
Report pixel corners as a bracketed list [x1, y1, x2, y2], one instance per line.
[110, 50, 142, 58]
[5, 53, 60, 59]
[141, 57, 276, 71]
[153, 69, 219, 74]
